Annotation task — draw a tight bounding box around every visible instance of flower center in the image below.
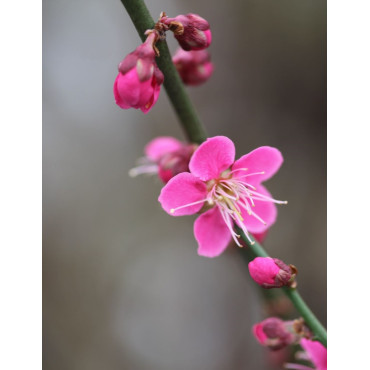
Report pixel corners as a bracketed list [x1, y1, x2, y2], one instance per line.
[208, 168, 286, 247]
[169, 168, 287, 247]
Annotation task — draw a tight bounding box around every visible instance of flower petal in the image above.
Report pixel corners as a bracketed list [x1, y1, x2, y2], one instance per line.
[300, 339, 327, 370]
[232, 146, 283, 185]
[189, 136, 235, 181]
[145, 137, 183, 162]
[240, 184, 277, 234]
[194, 207, 232, 257]
[115, 69, 141, 107]
[158, 172, 207, 216]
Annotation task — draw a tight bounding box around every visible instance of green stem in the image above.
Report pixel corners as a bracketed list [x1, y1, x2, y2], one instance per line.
[120, 0, 327, 347]
[283, 288, 327, 347]
[120, 0, 207, 144]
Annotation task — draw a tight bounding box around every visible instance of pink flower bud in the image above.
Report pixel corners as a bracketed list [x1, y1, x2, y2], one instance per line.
[248, 257, 297, 289]
[161, 13, 212, 51]
[113, 33, 164, 113]
[253, 317, 296, 351]
[172, 49, 214, 86]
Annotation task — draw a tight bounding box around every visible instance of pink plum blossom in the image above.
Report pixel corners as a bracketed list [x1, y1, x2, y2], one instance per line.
[172, 49, 214, 86]
[253, 317, 297, 351]
[129, 136, 197, 183]
[158, 136, 286, 257]
[114, 32, 164, 113]
[285, 338, 327, 370]
[248, 257, 296, 289]
[160, 13, 212, 51]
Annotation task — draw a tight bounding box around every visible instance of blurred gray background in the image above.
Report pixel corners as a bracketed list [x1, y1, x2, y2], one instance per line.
[43, 0, 326, 369]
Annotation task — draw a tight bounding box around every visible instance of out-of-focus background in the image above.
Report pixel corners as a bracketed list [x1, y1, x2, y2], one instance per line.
[43, 0, 326, 368]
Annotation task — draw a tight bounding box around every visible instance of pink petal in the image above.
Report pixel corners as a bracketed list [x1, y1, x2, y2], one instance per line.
[194, 207, 232, 257]
[144, 137, 183, 162]
[115, 69, 141, 107]
[232, 146, 283, 185]
[189, 136, 235, 181]
[140, 76, 161, 114]
[113, 73, 132, 109]
[300, 339, 327, 370]
[240, 184, 277, 234]
[252, 323, 268, 345]
[158, 172, 207, 216]
[252, 230, 268, 243]
[136, 77, 155, 110]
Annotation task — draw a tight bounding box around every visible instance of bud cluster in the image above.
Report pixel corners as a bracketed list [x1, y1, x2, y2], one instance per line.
[114, 12, 213, 113]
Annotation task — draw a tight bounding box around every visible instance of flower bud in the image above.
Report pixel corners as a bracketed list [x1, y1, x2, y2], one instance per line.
[248, 257, 297, 289]
[114, 32, 164, 113]
[161, 13, 212, 51]
[253, 318, 297, 351]
[172, 49, 214, 86]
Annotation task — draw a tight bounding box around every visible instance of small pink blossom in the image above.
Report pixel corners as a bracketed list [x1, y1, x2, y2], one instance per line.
[129, 136, 197, 183]
[248, 257, 296, 289]
[158, 136, 286, 257]
[160, 13, 212, 51]
[172, 49, 214, 86]
[114, 32, 164, 113]
[253, 317, 297, 351]
[285, 338, 327, 370]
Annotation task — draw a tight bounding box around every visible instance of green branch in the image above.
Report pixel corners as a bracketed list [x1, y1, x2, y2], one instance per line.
[120, 0, 207, 144]
[120, 0, 327, 347]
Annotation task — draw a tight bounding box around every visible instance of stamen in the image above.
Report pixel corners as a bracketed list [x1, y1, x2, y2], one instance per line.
[202, 171, 287, 248]
[234, 171, 265, 179]
[129, 164, 159, 177]
[170, 197, 208, 213]
[228, 167, 248, 175]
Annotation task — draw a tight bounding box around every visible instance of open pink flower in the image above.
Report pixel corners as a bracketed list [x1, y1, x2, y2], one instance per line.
[114, 32, 164, 113]
[172, 49, 214, 86]
[285, 338, 327, 370]
[158, 136, 286, 257]
[129, 136, 197, 183]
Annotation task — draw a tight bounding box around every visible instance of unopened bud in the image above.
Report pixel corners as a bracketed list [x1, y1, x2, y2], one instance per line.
[172, 49, 214, 86]
[114, 32, 164, 113]
[161, 13, 212, 51]
[248, 257, 297, 289]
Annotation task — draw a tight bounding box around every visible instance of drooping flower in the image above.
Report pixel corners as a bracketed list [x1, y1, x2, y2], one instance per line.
[172, 49, 214, 86]
[253, 317, 298, 351]
[114, 32, 164, 113]
[248, 257, 297, 289]
[284, 338, 327, 370]
[129, 136, 197, 183]
[158, 136, 286, 257]
[160, 13, 212, 51]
